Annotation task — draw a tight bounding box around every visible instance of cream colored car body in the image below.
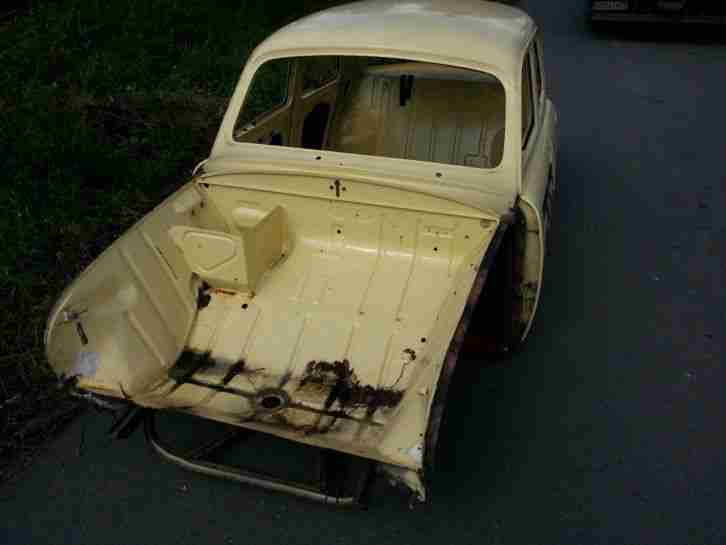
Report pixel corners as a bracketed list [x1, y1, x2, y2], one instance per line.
[45, 1, 557, 500]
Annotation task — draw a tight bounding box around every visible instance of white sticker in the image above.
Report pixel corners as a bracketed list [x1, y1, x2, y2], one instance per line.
[406, 443, 424, 464]
[72, 351, 100, 378]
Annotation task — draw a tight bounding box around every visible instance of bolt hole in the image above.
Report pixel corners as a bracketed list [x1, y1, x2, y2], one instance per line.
[241, 303, 248, 310]
[337, 229, 342, 234]
[433, 247, 438, 252]
[260, 395, 283, 410]
[316, 156, 322, 160]
[435, 172, 442, 178]
[421, 337, 427, 343]
[329, 185, 334, 190]
[342, 186, 347, 191]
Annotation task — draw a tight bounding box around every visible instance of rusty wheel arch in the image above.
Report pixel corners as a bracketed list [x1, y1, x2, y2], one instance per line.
[422, 211, 516, 482]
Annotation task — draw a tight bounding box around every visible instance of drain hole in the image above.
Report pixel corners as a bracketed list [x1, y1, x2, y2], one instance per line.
[255, 388, 289, 412]
[260, 395, 283, 410]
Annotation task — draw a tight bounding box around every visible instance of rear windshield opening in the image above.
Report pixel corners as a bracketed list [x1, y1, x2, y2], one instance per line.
[234, 56, 506, 169]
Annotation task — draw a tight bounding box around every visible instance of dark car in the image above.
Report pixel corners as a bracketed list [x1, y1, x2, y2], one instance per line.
[589, 0, 726, 24]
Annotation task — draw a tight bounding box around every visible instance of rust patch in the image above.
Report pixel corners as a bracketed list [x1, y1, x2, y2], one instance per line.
[168, 352, 394, 437]
[168, 350, 216, 382]
[299, 360, 403, 414]
[213, 288, 237, 295]
[221, 359, 246, 385]
[196, 282, 211, 310]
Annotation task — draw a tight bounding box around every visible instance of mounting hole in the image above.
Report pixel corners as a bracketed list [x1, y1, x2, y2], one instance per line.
[256, 389, 289, 412]
[316, 156, 322, 160]
[337, 229, 342, 234]
[421, 337, 427, 343]
[241, 303, 248, 310]
[435, 172, 442, 178]
[433, 247, 438, 252]
[342, 186, 347, 191]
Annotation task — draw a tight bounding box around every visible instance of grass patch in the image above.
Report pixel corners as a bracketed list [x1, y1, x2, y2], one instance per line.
[0, 0, 341, 483]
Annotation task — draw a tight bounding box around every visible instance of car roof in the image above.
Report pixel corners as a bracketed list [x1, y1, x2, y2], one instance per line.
[250, 0, 536, 82]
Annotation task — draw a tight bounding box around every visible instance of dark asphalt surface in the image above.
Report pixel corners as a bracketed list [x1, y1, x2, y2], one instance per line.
[3, 2, 726, 544]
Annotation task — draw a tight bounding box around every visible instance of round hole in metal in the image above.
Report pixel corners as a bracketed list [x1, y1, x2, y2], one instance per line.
[260, 396, 282, 410]
[255, 389, 289, 412]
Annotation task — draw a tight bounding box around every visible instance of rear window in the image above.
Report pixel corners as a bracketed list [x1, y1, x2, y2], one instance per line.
[234, 56, 506, 169]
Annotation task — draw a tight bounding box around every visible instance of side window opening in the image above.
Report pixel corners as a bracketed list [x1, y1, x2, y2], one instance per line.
[521, 55, 534, 149]
[234, 58, 291, 132]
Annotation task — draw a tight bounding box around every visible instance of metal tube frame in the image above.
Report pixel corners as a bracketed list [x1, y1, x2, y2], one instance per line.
[144, 411, 360, 506]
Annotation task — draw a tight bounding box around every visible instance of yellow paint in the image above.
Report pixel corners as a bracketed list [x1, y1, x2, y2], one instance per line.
[45, 1, 557, 500]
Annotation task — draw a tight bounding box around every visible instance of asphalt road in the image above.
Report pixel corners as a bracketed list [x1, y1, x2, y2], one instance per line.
[3, 2, 726, 544]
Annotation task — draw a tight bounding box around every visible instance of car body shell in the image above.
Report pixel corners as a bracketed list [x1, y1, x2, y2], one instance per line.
[45, 0, 558, 501]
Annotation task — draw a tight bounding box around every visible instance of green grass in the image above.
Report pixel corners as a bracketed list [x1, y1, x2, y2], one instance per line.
[0, 0, 341, 481]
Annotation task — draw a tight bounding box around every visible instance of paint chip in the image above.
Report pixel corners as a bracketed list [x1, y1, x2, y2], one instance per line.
[72, 351, 100, 378]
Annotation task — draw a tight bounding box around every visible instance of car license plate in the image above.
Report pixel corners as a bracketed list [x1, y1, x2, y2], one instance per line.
[657, 1, 685, 11]
[593, 1, 628, 10]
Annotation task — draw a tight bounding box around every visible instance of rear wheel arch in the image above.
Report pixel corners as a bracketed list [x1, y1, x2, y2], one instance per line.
[516, 195, 545, 341]
[469, 199, 542, 355]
